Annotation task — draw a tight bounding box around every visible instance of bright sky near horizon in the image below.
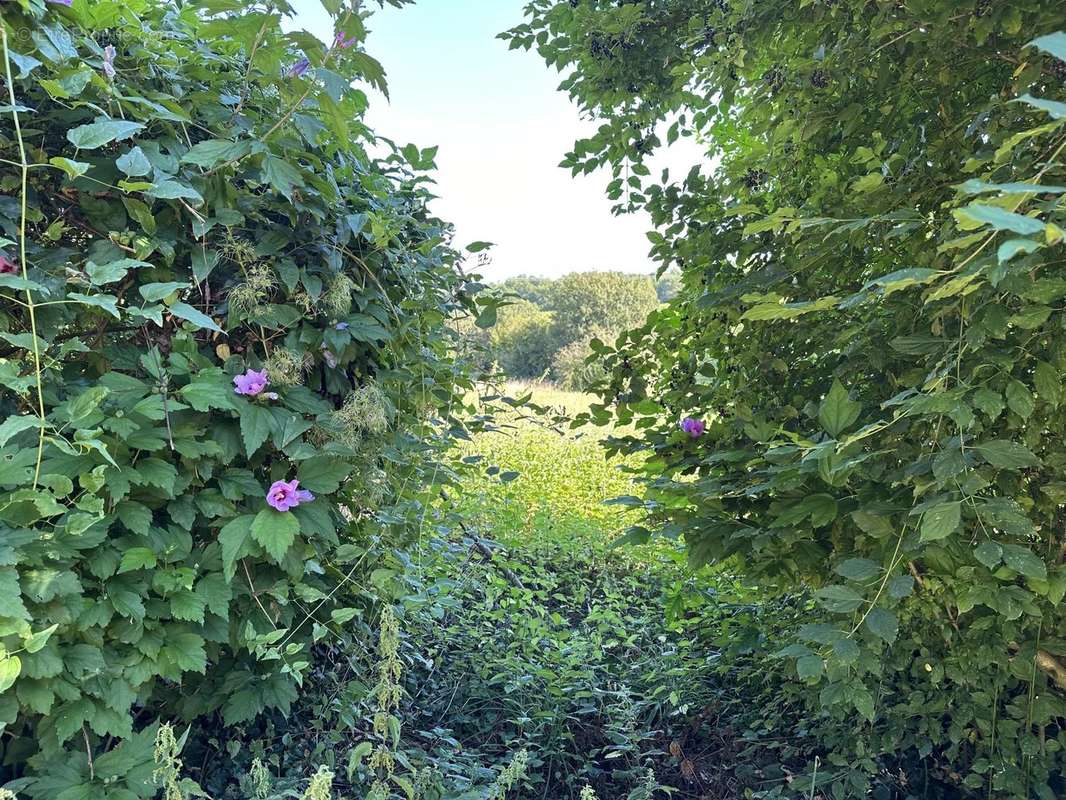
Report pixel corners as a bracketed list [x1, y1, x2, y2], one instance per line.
[286, 0, 702, 282]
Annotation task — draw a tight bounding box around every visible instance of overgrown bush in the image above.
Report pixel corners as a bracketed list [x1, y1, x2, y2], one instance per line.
[488, 300, 558, 380]
[508, 1, 1066, 796]
[0, 0, 486, 793]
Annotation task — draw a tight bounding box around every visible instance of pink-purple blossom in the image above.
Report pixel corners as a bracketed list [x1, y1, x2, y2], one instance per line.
[333, 31, 357, 49]
[680, 417, 705, 438]
[0, 253, 17, 275]
[266, 479, 314, 512]
[287, 58, 311, 78]
[233, 368, 269, 396]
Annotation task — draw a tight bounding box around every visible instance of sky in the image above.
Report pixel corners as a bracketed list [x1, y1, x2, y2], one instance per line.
[286, 0, 702, 282]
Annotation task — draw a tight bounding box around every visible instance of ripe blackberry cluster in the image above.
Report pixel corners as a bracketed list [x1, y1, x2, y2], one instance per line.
[763, 64, 785, 93]
[810, 69, 830, 88]
[1050, 59, 1066, 82]
[743, 168, 769, 190]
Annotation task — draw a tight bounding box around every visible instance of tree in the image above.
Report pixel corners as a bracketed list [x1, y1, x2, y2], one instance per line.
[547, 271, 659, 344]
[507, 1, 1066, 796]
[490, 299, 559, 379]
[496, 274, 558, 307]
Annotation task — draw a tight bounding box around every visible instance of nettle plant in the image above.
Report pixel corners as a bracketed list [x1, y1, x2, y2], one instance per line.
[509, 1, 1066, 796]
[0, 0, 486, 793]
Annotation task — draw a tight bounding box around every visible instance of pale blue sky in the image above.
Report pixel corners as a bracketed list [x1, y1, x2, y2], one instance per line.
[287, 0, 701, 281]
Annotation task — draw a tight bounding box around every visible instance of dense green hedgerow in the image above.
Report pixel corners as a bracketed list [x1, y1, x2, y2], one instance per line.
[507, 1, 1066, 796]
[0, 0, 488, 793]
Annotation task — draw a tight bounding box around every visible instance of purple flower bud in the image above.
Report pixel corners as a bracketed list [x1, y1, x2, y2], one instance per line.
[233, 368, 270, 396]
[287, 58, 311, 78]
[680, 417, 705, 438]
[266, 479, 314, 512]
[102, 45, 116, 79]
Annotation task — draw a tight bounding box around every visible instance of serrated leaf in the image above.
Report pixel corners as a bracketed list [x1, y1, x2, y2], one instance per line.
[796, 654, 823, 680]
[974, 440, 1041, 469]
[920, 501, 961, 542]
[239, 405, 273, 456]
[219, 515, 255, 581]
[296, 456, 352, 494]
[814, 584, 864, 613]
[974, 541, 1003, 569]
[250, 508, 299, 563]
[1000, 544, 1047, 580]
[836, 558, 881, 581]
[865, 607, 898, 643]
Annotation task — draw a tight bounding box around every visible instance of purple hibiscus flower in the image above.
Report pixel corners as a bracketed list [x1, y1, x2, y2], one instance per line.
[233, 368, 269, 396]
[266, 479, 314, 512]
[333, 31, 357, 49]
[0, 253, 17, 275]
[680, 417, 706, 438]
[287, 57, 311, 78]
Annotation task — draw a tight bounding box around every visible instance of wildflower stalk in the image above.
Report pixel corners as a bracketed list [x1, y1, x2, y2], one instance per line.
[1, 26, 47, 489]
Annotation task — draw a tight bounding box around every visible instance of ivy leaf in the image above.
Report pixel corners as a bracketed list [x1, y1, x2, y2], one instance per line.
[818, 380, 861, 438]
[864, 607, 898, 644]
[66, 118, 144, 150]
[250, 508, 299, 563]
[168, 302, 222, 333]
[920, 501, 961, 542]
[1000, 544, 1047, 580]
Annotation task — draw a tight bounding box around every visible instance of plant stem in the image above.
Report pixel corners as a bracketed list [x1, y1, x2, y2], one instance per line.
[2, 27, 47, 489]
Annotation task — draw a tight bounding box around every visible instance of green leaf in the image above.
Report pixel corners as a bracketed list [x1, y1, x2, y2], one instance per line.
[262, 156, 306, 200]
[115, 146, 153, 177]
[1015, 94, 1066, 120]
[219, 515, 255, 581]
[239, 405, 273, 456]
[920, 501, 961, 542]
[0, 655, 21, 693]
[146, 179, 204, 205]
[796, 654, 823, 680]
[974, 440, 1041, 469]
[0, 414, 43, 447]
[118, 547, 157, 573]
[66, 118, 144, 150]
[67, 292, 120, 319]
[139, 282, 188, 303]
[49, 156, 90, 179]
[954, 204, 1045, 235]
[887, 575, 914, 599]
[180, 377, 237, 412]
[864, 607, 898, 643]
[296, 456, 352, 494]
[1005, 380, 1035, 420]
[974, 541, 1003, 569]
[1000, 544, 1047, 580]
[86, 258, 150, 286]
[818, 379, 861, 437]
[250, 508, 299, 563]
[169, 302, 222, 333]
[814, 584, 864, 613]
[836, 558, 880, 581]
[181, 139, 251, 169]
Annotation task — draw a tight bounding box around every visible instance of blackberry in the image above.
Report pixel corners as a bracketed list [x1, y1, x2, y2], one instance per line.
[743, 168, 768, 190]
[1050, 59, 1066, 82]
[763, 64, 785, 93]
[810, 68, 830, 88]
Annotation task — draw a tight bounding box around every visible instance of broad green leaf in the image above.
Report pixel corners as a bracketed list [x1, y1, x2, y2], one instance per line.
[49, 156, 90, 178]
[86, 258, 150, 286]
[1000, 544, 1046, 579]
[954, 204, 1045, 235]
[168, 302, 222, 333]
[218, 515, 255, 581]
[814, 584, 864, 613]
[181, 139, 251, 169]
[796, 654, 823, 680]
[818, 379, 861, 437]
[262, 156, 306, 199]
[146, 179, 204, 205]
[0, 654, 21, 693]
[250, 508, 299, 563]
[66, 118, 144, 150]
[836, 558, 880, 581]
[974, 440, 1041, 469]
[0, 415, 43, 447]
[67, 292, 120, 319]
[1014, 94, 1066, 120]
[920, 501, 961, 542]
[864, 607, 898, 644]
[296, 456, 352, 494]
[974, 541, 1003, 569]
[115, 146, 153, 177]
[239, 405, 273, 456]
[1029, 31, 1066, 61]
[139, 282, 188, 303]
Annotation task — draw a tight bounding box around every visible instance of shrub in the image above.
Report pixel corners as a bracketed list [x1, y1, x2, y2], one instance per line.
[551, 328, 613, 390]
[0, 1, 483, 791]
[508, 1, 1066, 796]
[489, 300, 558, 379]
